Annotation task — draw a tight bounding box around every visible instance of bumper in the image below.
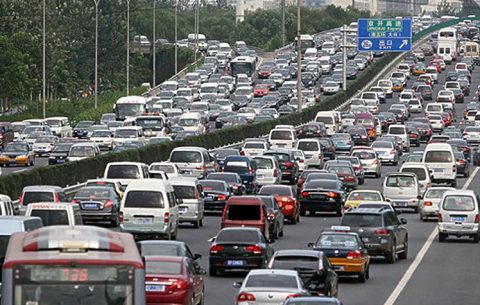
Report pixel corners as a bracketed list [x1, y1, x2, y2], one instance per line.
[378, 154, 397, 163]
[420, 205, 439, 217]
[256, 177, 278, 186]
[81, 212, 116, 222]
[438, 223, 480, 236]
[119, 224, 170, 238]
[0, 157, 29, 165]
[363, 164, 380, 174]
[388, 199, 419, 208]
[363, 239, 393, 255]
[204, 200, 227, 211]
[329, 258, 367, 274]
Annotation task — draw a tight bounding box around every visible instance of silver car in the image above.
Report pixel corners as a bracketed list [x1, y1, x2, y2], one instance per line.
[234, 269, 309, 305]
[371, 140, 399, 165]
[253, 156, 282, 186]
[351, 149, 382, 178]
[169, 177, 204, 228]
[383, 173, 421, 212]
[419, 187, 455, 221]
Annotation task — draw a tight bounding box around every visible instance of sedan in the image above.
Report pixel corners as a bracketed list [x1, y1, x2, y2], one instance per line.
[145, 256, 205, 305]
[209, 227, 274, 276]
[300, 179, 345, 216]
[323, 81, 341, 95]
[258, 195, 285, 240]
[351, 149, 382, 178]
[0, 141, 35, 167]
[455, 151, 470, 178]
[233, 269, 309, 305]
[199, 179, 232, 212]
[72, 186, 121, 226]
[331, 133, 353, 153]
[258, 185, 300, 224]
[48, 142, 73, 165]
[207, 172, 245, 195]
[347, 127, 369, 146]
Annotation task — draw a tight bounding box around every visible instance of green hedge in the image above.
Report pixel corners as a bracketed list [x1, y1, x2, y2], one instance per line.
[0, 18, 475, 199]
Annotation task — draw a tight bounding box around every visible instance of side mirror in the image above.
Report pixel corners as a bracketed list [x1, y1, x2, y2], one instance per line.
[233, 282, 243, 288]
[307, 242, 314, 248]
[400, 218, 408, 225]
[193, 253, 202, 260]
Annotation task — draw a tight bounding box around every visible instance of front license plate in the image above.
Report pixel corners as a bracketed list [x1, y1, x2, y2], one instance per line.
[227, 260, 244, 266]
[136, 217, 152, 224]
[451, 216, 466, 222]
[178, 207, 188, 214]
[395, 201, 408, 207]
[145, 285, 165, 292]
[9, 159, 16, 164]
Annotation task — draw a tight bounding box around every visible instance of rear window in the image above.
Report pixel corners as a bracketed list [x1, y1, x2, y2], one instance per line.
[259, 186, 291, 196]
[199, 180, 227, 191]
[425, 188, 450, 199]
[341, 213, 382, 227]
[223, 162, 249, 173]
[443, 195, 476, 211]
[106, 165, 141, 179]
[316, 234, 359, 249]
[353, 151, 376, 159]
[244, 142, 266, 149]
[265, 153, 290, 162]
[389, 127, 405, 134]
[216, 229, 260, 243]
[245, 274, 298, 288]
[145, 261, 182, 275]
[401, 167, 427, 180]
[424, 151, 452, 163]
[140, 244, 180, 256]
[271, 256, 318, 270]
[270, 130, 293, 140]
[173, 186, 195, 199]
[22, 192, 54, 205]
[304, 180, 338, 190]
[327, 166, 353, 175]
[297, 142, 319, 151]
[30, 210, 69, 226]
[254, 158, 274, 169]
[124, 191, 164, 208]
[227, 204, 261, 220]
[316, 116, 334, 124]
[150, 164, 175, 173]
[76, 188, 111, 199]
[386, 175, 416, 187]
[170, 151, 202, 163]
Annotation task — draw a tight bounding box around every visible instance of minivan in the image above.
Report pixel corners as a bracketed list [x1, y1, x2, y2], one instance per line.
[295, 139, 324, 168]
[399, 163, 432, 196]
[103, 162, 150, 187]
[25, 202, 83, 226]
[169, 177, 204, 228]
[169, 146, 216, 179]
[221, 196, 270, 241]
[120, 179, 179, 240]
[315, 111, 338, 136]
[383, 173, 421, 212]
[268, 128, 297, 149]
[387, 124, 410, 151]
[438, 190, 480, 242]
[422, 143, 457, 187]
[0, 194, 15, 215]
[19, 185, 67, 210]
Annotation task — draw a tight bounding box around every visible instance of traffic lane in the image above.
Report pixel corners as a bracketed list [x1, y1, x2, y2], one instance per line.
[1, 156, 48, 175]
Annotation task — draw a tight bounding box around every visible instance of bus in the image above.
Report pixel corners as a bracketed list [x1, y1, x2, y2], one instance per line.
[464, 42, 480, 64]
[295, 34, 315, 55]
[437, 27, 458, 63]
[2, 225, 145, 305]
[113, 96, 149, 121]
[134, 114, 167, 137]
[230, 56, 257, 77]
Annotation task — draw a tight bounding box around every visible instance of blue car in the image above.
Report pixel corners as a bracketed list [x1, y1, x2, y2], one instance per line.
[331, 133, 353, 154]
[213, 148, 240, 170]
[222, 156, 257, 194]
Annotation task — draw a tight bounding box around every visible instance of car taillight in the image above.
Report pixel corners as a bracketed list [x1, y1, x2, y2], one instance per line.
[327, 192, 339, 198]
[347, 250, 362, 259]
[301, 191, 309, 197]
[373, 159, 379, 164]
[168, 279, 189, 291]
[284, 162, 294, 168]
[248, 167, 254, 174]
[240, 150, 245, 156]
[475, 215, 480, 223]
[389, 149, 395, 154]
[267, 211, 275, 220]
[217, 194, 227, 201]
[104, 200, 113, 208]
[119, 211, 124, 223]
[196, 165, 205, 170]
[210, 245, 225, 254]
[72, 199, 80, 204]
[273, 169, 278, 177]
[344, 176, 355, 182]
[246, 244, 263, 254]
[164, 212, 170, 224]
[424, 201, 433, 206]
[286, 294, 303, 299]
[347, 141, 353, 145]
[53, 192, 59, 202]
[237, 292, 256, 302]
[458, 159, 466, 164]
[375, 228, 389, 235]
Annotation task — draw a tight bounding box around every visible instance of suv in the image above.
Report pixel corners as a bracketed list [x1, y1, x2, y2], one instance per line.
[340, 207, 408, 263]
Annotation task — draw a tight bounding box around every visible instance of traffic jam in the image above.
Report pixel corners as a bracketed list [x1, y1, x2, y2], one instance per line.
[1, 16, 480, 305]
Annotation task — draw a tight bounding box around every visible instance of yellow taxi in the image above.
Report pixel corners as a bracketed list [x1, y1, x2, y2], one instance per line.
[392, 80, 404, 92]
[344, 190, 385, 209]
[0, 141, 35, 167]
[412, 63, 426, 76]
[309, 227, 370, 282]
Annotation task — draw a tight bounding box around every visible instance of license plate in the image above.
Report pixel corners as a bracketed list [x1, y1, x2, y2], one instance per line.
[136, 217, 152, 224]
[311, 194, 326, 199]
[83, 203, 98, 209]
[395, 201, 408, 207]
[333, 265, 344, 271]
[257, 174, 264, 179]
[433, 168, 444, 173]
[182, 170, 192, 175]
[227, 260, 244, 266]
[145, 285, 165, 292]
[205, 195, 214, 201]
[9, 159, 16, 164]
[57, 160, 65, 164]
[451, 216, 466, 222]
[178, 207, 188, 214]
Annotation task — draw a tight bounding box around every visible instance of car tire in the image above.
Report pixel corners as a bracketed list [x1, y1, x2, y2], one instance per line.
[473, 234, 479, 243]
[171, 227, 178, 240]
[300, 208, 306, 216]
[398, 240, 408, 260]
[376, 171, 381, 178]
[199, 218, 203, 227]
[290, 215, 297, 224]
[366, 264, 370, 279]
[358, 270, 367, 283]
[393, 160, 398, 166]
[465, 170, 470, 178]
[416, 141, 420, 147]
[279, 226, 284, 237]
[359, 178, 365, 185]
[209, 267, 217, 277]
[385, 244, 396, 264]
[336, 205, 343, 217]
[451, 180, 457, 188]
[439, 233, 447, 243]
[193, 220, 200, 228]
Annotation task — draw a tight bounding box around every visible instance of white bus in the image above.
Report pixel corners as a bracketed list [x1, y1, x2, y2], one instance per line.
[187, 33, 207, 51]
[113, 96, 148, 121]
[437, 27, 458, 63]
[230, 56, 257, 77]
[296, 34, 315, 55]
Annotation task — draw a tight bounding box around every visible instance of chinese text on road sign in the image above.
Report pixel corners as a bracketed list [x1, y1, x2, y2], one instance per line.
[357, 18, 412, 52]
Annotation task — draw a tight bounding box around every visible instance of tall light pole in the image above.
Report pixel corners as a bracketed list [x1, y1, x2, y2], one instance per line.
[194, 0, 198, 62]
[281, 0, 286, 46]
[94, 0, 100, 109]
[126, 0, 130, 95]
[296, 0, 302, 112]
[175, 0, 178, 74]
[152, 0, 156, 87]
[42, 0, 46, 118]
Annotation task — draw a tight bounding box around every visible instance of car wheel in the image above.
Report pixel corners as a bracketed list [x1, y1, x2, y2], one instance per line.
[376, 171, 381, 178]
[336, 205, 344, 217]
[279, 226, 284, 237]
[385, 244, 396, 264]
[473, 234, 479, 243]
[439, 233, 447, 242]
[199, 218, 203, 227]
[358, 270, 367, 283]
[209, 267, 217, 277]
[416, 141, 420, 147]
[366, 264, 370, 279]
[290, 215, 297, 224]
[392, 160, 398, 166]
[193, 220, 200, 228]
[465, 170, 470, 178]
[359, 178, 365, 185]
[398, 240, 408, 260]
[300, 208, 306, 216]
[451, 180, 457, 188]
[171, 227, 178, 240]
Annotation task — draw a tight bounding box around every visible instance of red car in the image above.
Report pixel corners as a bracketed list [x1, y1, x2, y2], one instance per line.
[253, 84, 269, 97]
[145, 256, 205, 305]
[258, 185, 300, 224]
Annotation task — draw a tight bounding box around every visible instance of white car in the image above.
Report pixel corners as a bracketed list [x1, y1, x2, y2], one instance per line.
[296, 138, 324, 168]
[408, 99, 423, 113]
[323, 81, 340, 94]
[237, 107, 257, 122]
[463, 126, 480, 145]
[371, 140, 398, 165]
[428, 114, 445, 131]
[292, 149, 307, 171]
[377, 79, 393, 97]
[390, 71, 407, 86]
[437, 90, 455, 103]
[149, 162, 181, 177]
[399, 91, 414, 104]
[32, 136, 57, 156]
[424, 66, 439, 83]
[444, 81, 461, 91]
[90, 130, 114, 150]
[241, 140, 269, 157]
[253, 156, 282, 186]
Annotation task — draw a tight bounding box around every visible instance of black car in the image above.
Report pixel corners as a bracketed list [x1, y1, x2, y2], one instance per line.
[318, 137, 336, 160]
[347, 127, 369, 146]
[207, 172, 245, 195]
[72, 186, 121, 226]
[268, 249, 339, 296]
[258, 195, 284, 240]
[231, 96, 249, 111]
[264, 149, 299, 184]
[199, 179, 232, 212]
[72, 120, 94, 138]
[455, 151, 470, 178]
[340, 207, 408, 263]
[48, 143, 73, 165]
[299, 179, 345, 216]
[447, 139, 471, 161]
[297, 123, 327, 139]
[406, 126, 421, 147]
[209, 227, 273, 276]
[450, 88, 465, 103]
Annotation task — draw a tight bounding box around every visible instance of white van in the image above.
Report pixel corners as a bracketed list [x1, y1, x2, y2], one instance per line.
[178, 112, 207, 134]
[304, 48, 318, 61]
[169, 146, 216, 179]
[113, 126, 144, 147]
[45, 116, 72, 138]
[422, 143, 457, 187]
[169, 177, 204, 228]
[295, 138, 324, 168]
[315, 111, 338, 136]
[400, 163, 432, 196]
[67, 142, 101, 162]
[0, 194, 15, 215]
[25, 202, 83, 226]
[103, 162, 150, 187]
[387, 124, 410, 151]
[268, 128, 297, 149]
[120, 179, 179, 240]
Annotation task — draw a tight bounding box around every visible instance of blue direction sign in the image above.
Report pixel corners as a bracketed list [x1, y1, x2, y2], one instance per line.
[357, 18, 412, 52]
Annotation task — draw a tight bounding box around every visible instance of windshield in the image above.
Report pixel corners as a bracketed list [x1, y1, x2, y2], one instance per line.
[178, 119, 199, 127]
[115, 130, 138, 138]
[135, 118, 163, 129]
[53, 144, 72, 153]
[4, 144, 28, 152]
[69, 146, 96, 158]
[45, 119, 62, 127]
[270, 130, 293, 140]
[316, 116, 334, 124]
[92, 131, 111, 137]
[115, 103, 145, 118]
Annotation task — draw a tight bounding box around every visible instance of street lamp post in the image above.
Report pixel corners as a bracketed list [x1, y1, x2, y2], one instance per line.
[153, 0, 156, 87]
[175, 0, 178, 74]
[126, 0, 130, 95]
[296, 0, 302, 112]
[42, 0, 46, 118]
[94, 0, 100, 109]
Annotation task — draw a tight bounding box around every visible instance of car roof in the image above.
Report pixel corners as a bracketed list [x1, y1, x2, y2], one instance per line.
[247, 269, 299, 276]
[22, 185, 63, 192]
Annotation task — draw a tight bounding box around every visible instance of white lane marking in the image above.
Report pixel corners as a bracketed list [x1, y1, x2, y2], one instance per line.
[383, 167, 479, 305]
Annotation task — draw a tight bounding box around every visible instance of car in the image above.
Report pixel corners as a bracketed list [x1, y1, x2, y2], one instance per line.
[0, 141, 35, 167]
[347, 126, 369, 146]
[419, 187, 455, 221]
[370, 140, 399, 165]
[145, 256, 206, 305]
[297, 123, 327, 139]
[31, 135, 57, 156]
[233, 269, 309, 305]
[318, 138, 336, 160]
[323, 160, 358, 191]
[264, 150, 300, 184]
[455, 151, 470, 178]
[222, 156, 258, 193]
[48, 142, 73, 165]
[253, 156, 282, 186]
[340, 207, 408, 263]
[299, 178, 345, 216]
[351, 149, 382, 178]
[198, 179, 231, 212]
[268, 249, 339, 296]
[209, 227, 274, 276]
[207, 172, 245, 196]
[344, 190, 385, 209]
[331, 133, 353, 154]
[72, 120, 95, 138]
[383, 173, 421, 212]
[258, 185, 300, 224]
[72, 186, 121, 226]
[258, 195, 285, 240]
[309, 228, 370, 282]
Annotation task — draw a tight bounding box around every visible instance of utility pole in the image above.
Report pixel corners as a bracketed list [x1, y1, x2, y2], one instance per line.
[126, 0, 130, 95]
[281, 0, 286, 46]
[94, 0, 100, 109]
[153, 0, 156, 87]
[296, 0, 302, 112]
[42, 0, 46, 118]
[194, 0, 198, 62]
[341, 25, 356, 91]
[175, 0, 178, 74]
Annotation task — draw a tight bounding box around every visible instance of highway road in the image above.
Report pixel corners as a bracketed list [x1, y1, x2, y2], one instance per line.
[168, 56, 480, 305]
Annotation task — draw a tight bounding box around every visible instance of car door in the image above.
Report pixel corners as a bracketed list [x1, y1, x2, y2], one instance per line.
[322, 254, 338, 295]
[384, 212, 403, 250]
[392, 212, 408, 247]
[186, 259, 203, 304]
